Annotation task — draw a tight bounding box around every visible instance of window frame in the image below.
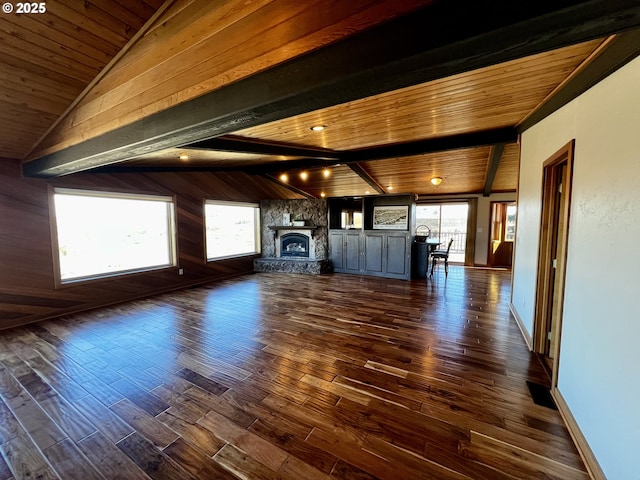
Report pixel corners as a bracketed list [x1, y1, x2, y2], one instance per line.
[204, 200, 261, 262]
[504, 204, 517, 242]
[415, 200, 474, 264]
[50, 187, 177, 286]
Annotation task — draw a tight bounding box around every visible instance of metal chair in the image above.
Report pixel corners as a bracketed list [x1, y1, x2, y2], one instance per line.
[430, 238, 454, 277]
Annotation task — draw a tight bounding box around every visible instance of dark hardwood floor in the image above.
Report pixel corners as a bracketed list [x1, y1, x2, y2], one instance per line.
[0, 267, 588, 479]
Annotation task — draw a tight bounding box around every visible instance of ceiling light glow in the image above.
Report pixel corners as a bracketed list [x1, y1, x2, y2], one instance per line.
[431, 176, 443, 186]
[300, 171, 309, 181]
[310, 125, 327, 132]
[279, 173, 289, 182]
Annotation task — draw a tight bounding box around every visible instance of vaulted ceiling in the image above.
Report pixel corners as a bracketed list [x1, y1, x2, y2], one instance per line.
[2, 1, 640, 198]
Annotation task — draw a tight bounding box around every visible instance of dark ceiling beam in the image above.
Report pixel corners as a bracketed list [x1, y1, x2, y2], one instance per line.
[88, 128, 519, 174]
[261, 174, 315, 199]
[88, 165, 241, 174]
[185, 136, 340, 159]
[483, 143, 506, 197]
[88, 159, 336, 175]
[24, 0, 640, 177]
[344, 127, 517, 163]
[518, 28, 640, 132]
[244, 127, 518, 173]
[348, 163, 386, 194]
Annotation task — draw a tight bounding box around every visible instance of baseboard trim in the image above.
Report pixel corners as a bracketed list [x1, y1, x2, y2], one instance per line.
[509, 302, 533, 350]
[552, 388, 607, 480]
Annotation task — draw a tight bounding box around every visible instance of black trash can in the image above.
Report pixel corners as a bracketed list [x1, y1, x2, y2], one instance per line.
[411, 239, 429, 278]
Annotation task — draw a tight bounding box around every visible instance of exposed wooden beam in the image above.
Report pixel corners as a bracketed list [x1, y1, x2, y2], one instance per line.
[89, 128, 519, 175]
[88, 159, 336, 175]
[348, 163, 386, 194]
[519, 28, 640, 132]
[24, 0, 640, 177]
[186, 136, 340, 160]
[344, 128, 517, 163]
[261, 174, 315, 199]
[483, 143, 506, 197]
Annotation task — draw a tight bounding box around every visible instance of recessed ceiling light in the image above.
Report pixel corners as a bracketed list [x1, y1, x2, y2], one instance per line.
[430, 176, 443, 186]
[322, 168, 331, 178]
[300, 171, 309, 181]
[387, 185, 394, 191]
[310, 125, 327, 132]
[320, 192, 326, 198]
[365, 190, 370, 195]
[279, 173, 288, 182]
[179, 154, 190, 161]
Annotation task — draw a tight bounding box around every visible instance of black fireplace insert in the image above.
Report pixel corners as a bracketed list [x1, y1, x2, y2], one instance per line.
[280, 233, 309, 258]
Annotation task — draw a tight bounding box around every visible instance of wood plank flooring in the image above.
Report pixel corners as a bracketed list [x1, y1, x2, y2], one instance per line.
[0, 268, 588, 479]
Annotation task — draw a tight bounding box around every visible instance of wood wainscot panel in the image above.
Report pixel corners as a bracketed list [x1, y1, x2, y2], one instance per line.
[0, 164, 300, 328]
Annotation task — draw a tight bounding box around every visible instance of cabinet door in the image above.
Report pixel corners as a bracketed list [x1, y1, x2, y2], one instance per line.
[328, 232, 344, 271]
[363, 233, 384, 274]
[386, 233, 410, 277]
[344, 232, 362, 272]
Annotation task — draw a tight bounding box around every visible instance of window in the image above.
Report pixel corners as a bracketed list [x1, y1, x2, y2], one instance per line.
[205, 201, 260, 260]
[341, 210, 362, 229]
[416, 203, 469, 263]
[505, 204, 517, 241]
[53, 189, 176, 282]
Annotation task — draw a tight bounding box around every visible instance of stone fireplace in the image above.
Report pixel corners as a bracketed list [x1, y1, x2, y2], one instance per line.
[254, 199, 331, 274]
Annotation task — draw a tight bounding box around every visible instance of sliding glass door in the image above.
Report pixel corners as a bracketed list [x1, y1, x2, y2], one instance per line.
[416, 203, 469, 263]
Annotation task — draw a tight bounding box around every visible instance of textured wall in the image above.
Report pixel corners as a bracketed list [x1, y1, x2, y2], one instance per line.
[515, 56, 640, 479]
[260, 199, 328, 260]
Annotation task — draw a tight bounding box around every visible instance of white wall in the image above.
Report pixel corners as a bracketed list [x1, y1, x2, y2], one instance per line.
[512, 56, 640, 479]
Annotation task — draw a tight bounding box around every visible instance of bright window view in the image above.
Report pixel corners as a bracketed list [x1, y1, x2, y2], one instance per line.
[54, 189, 176, 282]
[205, 201, 260, 260]
[416, 203, 469, 263]
[505, 204, 517, 241]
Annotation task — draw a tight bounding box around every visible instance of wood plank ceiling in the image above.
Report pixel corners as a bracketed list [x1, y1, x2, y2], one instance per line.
[0, 0, 167, 160]
[3, 1, 640, 197]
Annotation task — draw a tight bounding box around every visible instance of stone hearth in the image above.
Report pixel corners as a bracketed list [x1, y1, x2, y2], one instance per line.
[253, 258, 331, 274]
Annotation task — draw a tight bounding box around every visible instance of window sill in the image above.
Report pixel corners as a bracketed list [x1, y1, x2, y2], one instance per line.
[56, 264, 177, 288]
[206, 252, 261, 263]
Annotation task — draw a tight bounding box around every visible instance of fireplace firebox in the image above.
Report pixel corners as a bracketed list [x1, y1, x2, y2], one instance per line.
[280, 233, 309, 258]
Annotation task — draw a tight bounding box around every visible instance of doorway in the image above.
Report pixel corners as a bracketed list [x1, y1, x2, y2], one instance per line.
[488, 202, 516, 268]
[534, 140, 574, 387]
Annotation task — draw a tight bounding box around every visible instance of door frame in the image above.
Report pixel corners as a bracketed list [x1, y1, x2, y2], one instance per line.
[487, 201, 516, 268]
[533, 140, 574, 388]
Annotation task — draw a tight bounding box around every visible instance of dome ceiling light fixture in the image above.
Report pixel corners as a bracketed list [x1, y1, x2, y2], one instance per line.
[310, 124, 327, 132]
[430, 176, 443, 186]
